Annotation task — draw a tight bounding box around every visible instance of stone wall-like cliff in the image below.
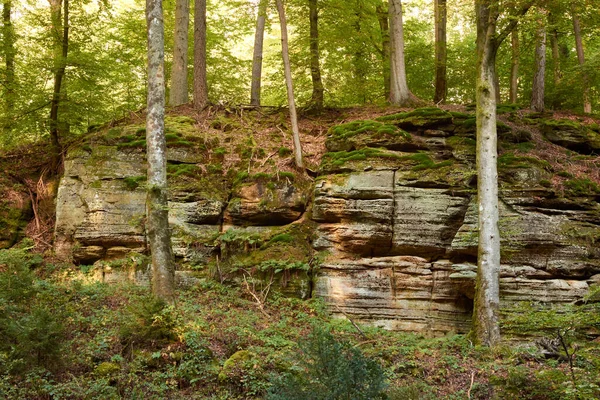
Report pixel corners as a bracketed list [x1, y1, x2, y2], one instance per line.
[53, 108, 600, 334]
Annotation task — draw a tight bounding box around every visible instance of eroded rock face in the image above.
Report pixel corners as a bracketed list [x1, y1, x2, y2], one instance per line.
[313, 110, 600, 334]
[53, 109, 600, 335]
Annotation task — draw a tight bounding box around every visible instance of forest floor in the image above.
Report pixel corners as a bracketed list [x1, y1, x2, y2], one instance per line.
[1, 104, 600, 399]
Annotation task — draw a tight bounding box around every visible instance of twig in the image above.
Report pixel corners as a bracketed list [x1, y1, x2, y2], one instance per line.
[260, 151, 278, 167]
[334, 304, 367, 339]
[467, 371, 475, 399]
[353, 340, 377, 348]
[242, 275, 271, 318]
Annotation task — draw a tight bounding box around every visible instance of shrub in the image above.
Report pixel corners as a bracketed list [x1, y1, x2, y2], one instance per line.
[267, 326, 387, 400]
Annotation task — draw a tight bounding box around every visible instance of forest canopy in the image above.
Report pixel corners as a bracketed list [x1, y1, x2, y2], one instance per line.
[0, 0, 598, 148]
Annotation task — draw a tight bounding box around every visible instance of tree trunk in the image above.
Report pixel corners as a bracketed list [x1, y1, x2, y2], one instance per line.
[509, 29, 519, 104]
[549, 12, 561, 109]
[376, 2, 390, 99]
[473, 0, 501, 348]
[193, 0, 208, 110]
[146, 0, 175, 303]
[388, 0, 419, 106]
[48, 0, 68, 160]
[250, 0, 268, 106]
[2, 0, 15, 130]
[572, 13, 591, 114]
[308, 0, 324, 111]
[169, 0, 189, 107]
[275, 0, 303, 169]
[433, 0, 447, 104]
[531, 15, 546, 112]
[353, 0, 367, 103]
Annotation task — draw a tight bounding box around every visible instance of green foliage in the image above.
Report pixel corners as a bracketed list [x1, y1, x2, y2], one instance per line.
[0, 243, 63, 373]
[119, 296, 176, 352]
[328, 120, 408, 140]
[267, 326, 387, 400]
[497, 153, 551, 170]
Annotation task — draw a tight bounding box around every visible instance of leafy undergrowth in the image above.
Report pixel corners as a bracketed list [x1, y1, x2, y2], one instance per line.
[1, 245, 600, 399]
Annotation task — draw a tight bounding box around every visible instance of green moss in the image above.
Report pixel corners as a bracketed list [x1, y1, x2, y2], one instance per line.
[90, 180, 103, 189]
[322, 148, 401, 168]
[278, 147, 292, 157]
[268, 233, 295, 244]
[498, 153, 550, 170]
[557, 171, 574, 178]
[218, 350, 255, 382]
[278, 171, 295, 181]
[447, 136, 476, 147]
[214, 147, 227, 156]
[398, 152, 454, 171]
[539, 179, 552, 188]
[376, 107, 452, 128]
[207, 163, 223, 174]
[95, 362, 121, 376]
[327, 120, 408, 140]
[496, 103, 519, 114]
[167, 164, 199, 178]
[564, 178, 600, 196]
[123, 176, 147, 190]
[117, 139, 146, 150]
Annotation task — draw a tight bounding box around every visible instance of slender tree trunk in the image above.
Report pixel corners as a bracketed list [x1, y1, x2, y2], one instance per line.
[146, 0, 175, 303]
[433, 0, 447, 104]
[388, 0, 419, 106]
[509, 29, 519, 104]
[353, 0, 367, 103]
[2, 0, 15, 135]
[308, 0, 324, 110]
[572, 13, 591, 114]
[531, 15, 546, 112]
[376, 3, 390, 99]
[549, 12, 561, 109]
[250, 0, 268, 106]
[169, 0, 189, 106]
[48, 0, 68, 160]
[275, 0, 303, 169]
[193, 0, 208, 110]
[474, 0, 501, 348]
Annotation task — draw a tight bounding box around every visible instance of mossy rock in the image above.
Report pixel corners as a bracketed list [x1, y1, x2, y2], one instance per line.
[326, 120, 412, 152]
[498, 153, 551, 170]
[95, 362, 121, 376]
[218, 350, 256, 382]
[496, 103, 519, 114]
[0, 204, 29, 248]
[396, 161, 475, 189]
[540, 119, 600, 154]
[376, 107, 453, 131]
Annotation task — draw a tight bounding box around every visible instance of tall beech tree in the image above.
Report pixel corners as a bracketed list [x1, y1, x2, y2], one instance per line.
[146, 0, 175, 302]
[531, 10, 546, 112]
[308, 0, 324, 110]
[48, 0, 69, 158]
[250, 0, 268, 106]
[388, 0, 419, 106]
[376, 2, 390, 99]
[169, 0, 190, 106]
[194, 0, 208, 109]
[2, 0, 15, 132]
[572, 11, 591, 113]
[276, 0, 303, 169]
[509, 29, 519, 103]
[434, 0, 447, 103]
[474, 0, 533, 347]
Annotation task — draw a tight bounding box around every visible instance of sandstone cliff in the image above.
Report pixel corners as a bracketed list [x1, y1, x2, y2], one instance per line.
[49, 107, 600, 334]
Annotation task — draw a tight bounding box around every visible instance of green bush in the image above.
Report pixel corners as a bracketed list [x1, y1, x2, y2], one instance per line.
[267, 326, 387, 400]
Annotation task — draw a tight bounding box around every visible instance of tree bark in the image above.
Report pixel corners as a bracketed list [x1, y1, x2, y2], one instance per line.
[146, 0, 175, 303]
[193, 0, 208, 110]
[169, 0, 189, 107]
[572, 13, 591, 114]
[2, 0, 15, 130]
[250, 0, 268, 106]
[376, 2, 390, 99]
[474, 0, 501, 348]
[48, 0, 68, 160]
[509, 29, 519, 104]
[308, 0, 324, 111]
[531, 14, 546, 112]
[275, 0, 303, 169]
[388, 0, 419, 106]
[433, 0, 447, 104]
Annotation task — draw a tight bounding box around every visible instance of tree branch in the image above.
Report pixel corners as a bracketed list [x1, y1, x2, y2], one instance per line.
[496, 0, 536, 45]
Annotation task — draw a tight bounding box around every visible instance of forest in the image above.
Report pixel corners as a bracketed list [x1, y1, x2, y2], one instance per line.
[1, 0, 600, 398]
